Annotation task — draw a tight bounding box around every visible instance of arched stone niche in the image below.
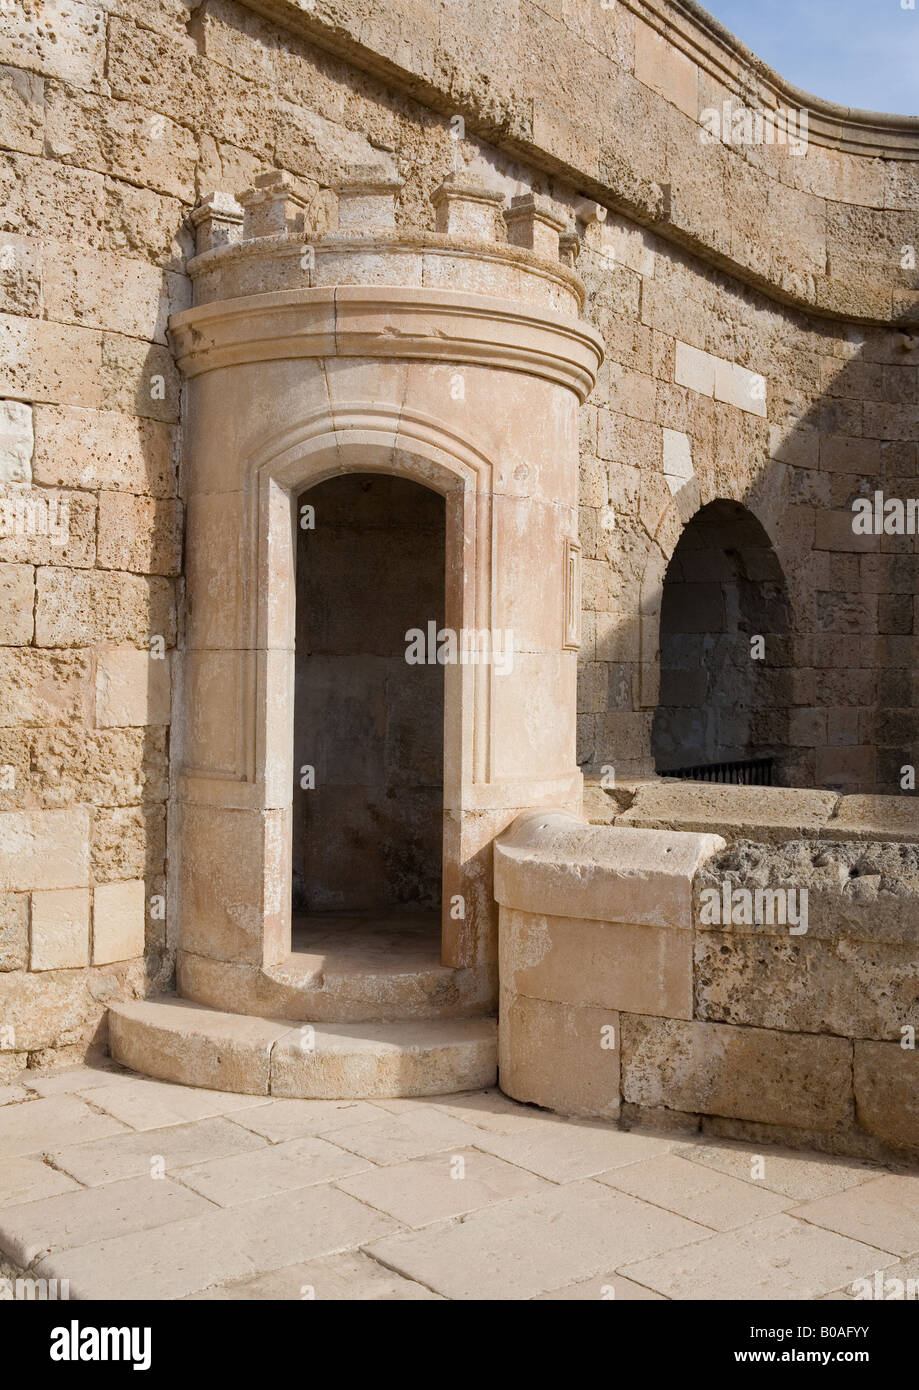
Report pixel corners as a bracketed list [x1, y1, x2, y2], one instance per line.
[168, 175, 604, 1023]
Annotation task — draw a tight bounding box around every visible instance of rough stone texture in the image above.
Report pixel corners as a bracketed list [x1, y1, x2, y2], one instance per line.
[618, 782, 840, 843]
[854, 1042, 919, 1153]
[694, 932, 919, 1042]
[620, 1013, 853, 1133]
[695, 838, 919, 943]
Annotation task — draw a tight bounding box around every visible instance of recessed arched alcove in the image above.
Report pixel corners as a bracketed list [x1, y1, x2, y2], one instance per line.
[292, 471, 445, 957]
[652, 499, 792, 784]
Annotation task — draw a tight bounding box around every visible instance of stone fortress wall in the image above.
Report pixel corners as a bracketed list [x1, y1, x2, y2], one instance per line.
[0, 0, 917, 1108]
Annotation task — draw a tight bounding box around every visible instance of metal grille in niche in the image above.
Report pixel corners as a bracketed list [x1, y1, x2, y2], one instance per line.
[660, 757, 775, 786]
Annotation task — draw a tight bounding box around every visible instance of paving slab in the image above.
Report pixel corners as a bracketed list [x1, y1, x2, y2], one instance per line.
[185, 1250, 443, 1300]
[320, 1107, 493, 1165]
[0, 1154, 82, 1208]
[534, 1271, 666, 1300]
[428, 1089, 550, 1134]
[336, 1146, 549, 1227]
[470, 1116, 675, 1183]
[177, 1135, 374, 1206]
[0, 1175, 212, 1267]
[75, 1075, 273, 1130]
[227, 1098, 383, 1142]
[34, 1185, 401, 1300]
[364, 1180, 708, 1300]
[2, 1068, 914, 1301]
[792, 1174, 919, 1257]
[596, 1153, 792, 1230]
[673, 1137, 883, 1200]
[621, 1213, 898, 1300]
[50, 1116, 269, 1187]
[19, 1063, 127, 1097]
[0, 1085, 30, 1106]
[0, 1094, 129, 1158]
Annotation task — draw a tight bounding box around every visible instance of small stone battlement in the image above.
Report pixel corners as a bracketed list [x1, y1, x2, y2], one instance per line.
[184, 170, 588, 313]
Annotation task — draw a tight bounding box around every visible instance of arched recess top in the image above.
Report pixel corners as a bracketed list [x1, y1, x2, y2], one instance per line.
[248, 401, 495, 497]
[640, 485, 787, 624]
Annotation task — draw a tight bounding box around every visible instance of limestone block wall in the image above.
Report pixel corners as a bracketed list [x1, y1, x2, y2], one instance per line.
[497, 797, 919, 1160]
[0, 0, 917, 1072]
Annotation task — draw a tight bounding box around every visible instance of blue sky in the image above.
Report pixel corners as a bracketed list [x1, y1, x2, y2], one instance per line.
[700, 0, 919, 116]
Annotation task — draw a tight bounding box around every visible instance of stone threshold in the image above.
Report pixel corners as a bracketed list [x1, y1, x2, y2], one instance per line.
[108, 998, 497, 1101]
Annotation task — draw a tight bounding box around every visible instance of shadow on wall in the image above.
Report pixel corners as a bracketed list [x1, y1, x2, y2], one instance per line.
[580, 250, 919, 797]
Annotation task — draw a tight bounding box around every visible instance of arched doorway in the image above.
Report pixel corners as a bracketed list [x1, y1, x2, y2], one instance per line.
[292, 472, 445, 957]
[652, 499, 792, 784]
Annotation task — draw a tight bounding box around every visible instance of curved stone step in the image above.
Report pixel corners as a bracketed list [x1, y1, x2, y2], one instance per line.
[108, 997, 497, 1099]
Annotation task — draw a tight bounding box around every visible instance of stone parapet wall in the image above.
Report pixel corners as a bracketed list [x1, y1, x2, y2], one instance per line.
[589, 777, 919, 843]
[496, 805, 919, 1161]
[242, 0, 919, 323]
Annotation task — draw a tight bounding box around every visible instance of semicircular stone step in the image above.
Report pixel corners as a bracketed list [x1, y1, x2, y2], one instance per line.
[108, 997, 497, 1100]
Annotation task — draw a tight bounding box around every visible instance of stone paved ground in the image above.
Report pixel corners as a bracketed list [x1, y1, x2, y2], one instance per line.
[0, 1063, 917, 1301]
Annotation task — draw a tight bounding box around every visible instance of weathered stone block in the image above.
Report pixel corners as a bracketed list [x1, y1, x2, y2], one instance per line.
[42, 242, 191, 343]
[0, 563, 34, 643]
[95, 647, 171, 727]
[499, 988, 620, 1120]
[0, 232, 42, 315]
[99, 334, 181, 423]
[0, 808, 90, 891]
[28, 726, 168, 808]
[620, 1013, 852, 1131]
[0, 399, 33, 482]
[32, 405, 176, 496]
[0, 63, 43, 155]
[854, 1041, 919, 1153]
[694, 931, 919, 1041]
[695, 838, 919, 942]
[0, 649, 91, 727]
[30, 887, 90, 970]
[0, 487, 96, 568]
[500, 906, 692, 1019]
[96, 492, 182, 576]
[0, 891, 28, 970]
[0, 2, 106, 89]
[0, 958, 144, 1052]
[495, 810, 723, 928]
[92, 879, 146, 964]
[619, 781, 838, 843]
[44, 81, 196, 201]
[0, 314, 103, 407]
[35, 568, 176, 647]
[91, 805, 166, 884]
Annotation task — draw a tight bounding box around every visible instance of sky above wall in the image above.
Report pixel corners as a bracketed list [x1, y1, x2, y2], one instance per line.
[700, 0, 919, 117]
